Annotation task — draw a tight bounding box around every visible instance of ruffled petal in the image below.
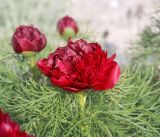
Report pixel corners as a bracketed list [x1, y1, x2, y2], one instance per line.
[37, 59, 52, 77]
[93, 61, 120, 90]
[50, 76, 72, 87]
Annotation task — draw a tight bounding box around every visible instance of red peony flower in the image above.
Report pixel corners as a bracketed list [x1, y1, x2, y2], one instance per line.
[57, 16, 78, 39]
[0, 109, 34, 137]
[12, 25, 47, 53]
[37, 39, 120, 93]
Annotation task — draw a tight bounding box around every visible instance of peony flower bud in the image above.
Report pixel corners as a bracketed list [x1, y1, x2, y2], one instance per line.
[37, 39, 120, 93]
[11, 25, 47, 54]
[57, 16, 78, 40]
[0, 109, 34, 137]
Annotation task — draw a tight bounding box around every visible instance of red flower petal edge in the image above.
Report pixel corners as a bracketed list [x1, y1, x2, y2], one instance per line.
[0, 109, 34, 137]
[37, 39, 120, 93]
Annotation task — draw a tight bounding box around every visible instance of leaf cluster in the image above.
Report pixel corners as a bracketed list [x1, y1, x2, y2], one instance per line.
[0, 52, 160, 137]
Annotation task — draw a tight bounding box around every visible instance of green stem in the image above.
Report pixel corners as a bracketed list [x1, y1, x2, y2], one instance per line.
[22, 52, 41, 80]
[77, 92, 87, 111]
[77, 92, 90, 136]
[27, 57, 41, 81]
[28, 56, 35, 68]
[22, 51, 36, 69]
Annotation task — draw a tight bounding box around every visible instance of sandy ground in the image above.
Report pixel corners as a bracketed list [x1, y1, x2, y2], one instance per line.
[66, 0, 156, 64]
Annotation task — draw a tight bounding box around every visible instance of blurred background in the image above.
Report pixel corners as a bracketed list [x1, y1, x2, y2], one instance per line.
[0, 0, 159, 65]
[68, 0, 156, 65]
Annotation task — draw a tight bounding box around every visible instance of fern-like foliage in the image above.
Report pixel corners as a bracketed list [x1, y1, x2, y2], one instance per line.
[0, 47, 160, 137]
[132, 6, 160, 66]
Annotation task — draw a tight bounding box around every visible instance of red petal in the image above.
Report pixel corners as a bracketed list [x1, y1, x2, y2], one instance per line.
[37, 59, 52, 77]
[72, 81, 89, 89]
[50, 76, 72, 87]
[0, 109, 34, 137]
[55, 59, 73, 74]
[12, 36, 22, 53]
[110, 53, 116, 60]
[63, 87, 80, 93]
[32, 34, 46, 51]
[17, 38, 37, 52]
[93, 62, 120, 90]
